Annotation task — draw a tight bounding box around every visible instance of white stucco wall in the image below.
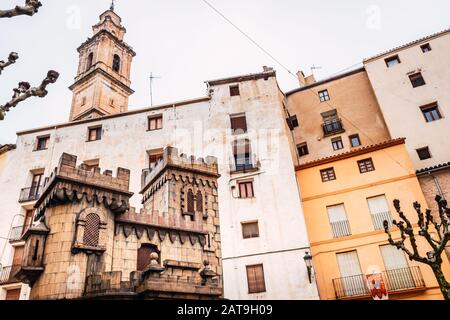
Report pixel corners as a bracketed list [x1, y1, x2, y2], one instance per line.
[0, 74, 318, 300]
[364, 31, 450, 169]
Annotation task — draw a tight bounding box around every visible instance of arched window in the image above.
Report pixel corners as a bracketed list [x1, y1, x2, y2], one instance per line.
[196, 191, 203, 212]
[112, 54, 121, 72]
[137, 244, 159, 271]
[86, 52, 94, 71]
[187, 189, 195, 213]
[83, 213, 100, 247]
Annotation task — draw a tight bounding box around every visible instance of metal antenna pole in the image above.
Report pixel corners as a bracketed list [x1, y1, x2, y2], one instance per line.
[149, 72, 161, 107]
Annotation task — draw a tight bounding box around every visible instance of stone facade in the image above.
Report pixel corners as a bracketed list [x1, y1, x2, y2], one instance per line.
[17, 149, 222, 300]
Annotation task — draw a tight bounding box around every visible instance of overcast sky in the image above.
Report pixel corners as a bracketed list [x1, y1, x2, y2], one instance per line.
[0, 0, 449, 144]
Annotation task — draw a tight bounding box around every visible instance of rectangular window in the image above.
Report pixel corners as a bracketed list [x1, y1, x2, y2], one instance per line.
[297, 142, 309, 157]
[420, 103, 442, 122]
[88, 126, 102, 141]
[336, 251, 366, 297]
[148, 115, 163, 131]
[327, 204, 351, 238]
[149, 153, 163, 167]
[349, 134, 361, 147]
[320, 167, 336, 182]
[357, 158, 375, 173]
[380, 245, 415, 290]
[318, 89, 330, 102]
[367, 195, 392, 230]
[385, 55, 401, 68]
[36, 135, 50, 151]
[230, 85, 240, 96]
[238, 181, 254, 198]
[242, 221, 259, 239]
[409, 72, 426, 88]
[246, 264, 266, 293]
[230, 113, 247, 134]
[416, 147, 431, 160]
[286, 115, 299, 130]
[83, 159, 99, 172]
[233, 139, 252, 171]
[420, 43, 432, 53]
[332, 137, 344, 151]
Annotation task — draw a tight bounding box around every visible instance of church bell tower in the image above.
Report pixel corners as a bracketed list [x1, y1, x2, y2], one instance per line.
[68, 5, 135, 121]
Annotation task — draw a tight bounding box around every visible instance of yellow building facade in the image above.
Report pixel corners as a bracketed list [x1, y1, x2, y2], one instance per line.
[296, 139, 450, 300]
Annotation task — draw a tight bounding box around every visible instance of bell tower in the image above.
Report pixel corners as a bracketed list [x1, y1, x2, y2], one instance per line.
[68, 6, 136, 121]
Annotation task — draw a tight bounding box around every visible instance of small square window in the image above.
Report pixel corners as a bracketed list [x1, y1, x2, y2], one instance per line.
[409, 72, 426, 88]
[349, 134, 361, 147]
[83, 159, 99, 172]
[320, 167, 336, 182]
[357, 158, 375, 173]
[420, 43, 432, 53]
[286, 115, 299, 130]
[420, 103, 442, 122]
[318, 89, 330, 102]
[385, 55, 401, 68]
[88, 127, 102, 141]
[416, 147, 431, 160]
[332, 137, 344, 151]
[148, 115, 163, 131]
[230, 113, 247, 134]
[230, 85, 240, 96]
[297, 142, 309, 157]
[36, 135, 50, 151]
[238, 181, 254, 198]
[242, 221, 259, 239]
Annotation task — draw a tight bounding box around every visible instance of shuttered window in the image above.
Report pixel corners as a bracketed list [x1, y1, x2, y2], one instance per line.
[187, 189, 195, 213]
[238, 181, 254, 198]
[242, 221, 259, 239]
[230, 114, 247, 134]
[148, 115, 163, 131]
[327, 204, 351, 238]
[196, 191, 203, 212]
[233, 139, 252, 170]
[380, 244, 415, 289]
[367, 195, 392, 230]
[83, 213, 100, 247]
[246, 264, 266, 293]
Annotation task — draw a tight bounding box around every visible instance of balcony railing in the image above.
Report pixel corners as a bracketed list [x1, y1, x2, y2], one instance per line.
[333, 266, 425, 299]
[18, 185, 43, 202]
[9, 224, 31, 242]
[322, 118, 344, 136]
[0, 265, 21, 285]
[371, 211, 393, 230]
[330, 220, 352, 238]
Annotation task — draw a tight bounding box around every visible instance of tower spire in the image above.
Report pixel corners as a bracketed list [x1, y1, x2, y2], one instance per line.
[110, 0, 115, 11]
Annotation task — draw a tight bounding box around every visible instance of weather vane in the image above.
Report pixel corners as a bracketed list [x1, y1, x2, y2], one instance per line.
[110, 0, 115, 11]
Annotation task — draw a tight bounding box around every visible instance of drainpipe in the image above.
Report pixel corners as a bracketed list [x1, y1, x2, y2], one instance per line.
[428, 171, 444, 199]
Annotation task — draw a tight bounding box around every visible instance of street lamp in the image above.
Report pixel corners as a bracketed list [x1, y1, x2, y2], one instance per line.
[303, 251, 313, 283]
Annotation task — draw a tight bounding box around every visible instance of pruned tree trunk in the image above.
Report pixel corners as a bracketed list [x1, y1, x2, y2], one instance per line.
[384, 195, 450, 300]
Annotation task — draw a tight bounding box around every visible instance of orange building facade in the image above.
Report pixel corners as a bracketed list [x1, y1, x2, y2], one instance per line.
[286, 68, 450, 300]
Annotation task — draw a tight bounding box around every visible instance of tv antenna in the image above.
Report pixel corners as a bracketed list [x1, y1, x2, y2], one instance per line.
[310, 65, 322, 76]
[149, 72, 161, 107]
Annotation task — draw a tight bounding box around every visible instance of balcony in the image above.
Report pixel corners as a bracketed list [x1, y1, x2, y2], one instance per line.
[371, 211, 393, 230]
[9, 224, 31, 243]
[18, 186, 43, 203]
[330, 220, 352, 238]
[333, 266, 425, 299]
[322, 118, 344, 136]
[0, 265, 21, 285]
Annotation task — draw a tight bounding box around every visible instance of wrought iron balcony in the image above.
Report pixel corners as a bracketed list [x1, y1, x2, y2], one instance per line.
[371, 211, 393, 230]
[330, 220, 352, 238]
[9, 224, 31, 242]
[0, 265, 21, 285]
[333, 266, 425, 299]
[18, 186, 43, 202]
[322, 118, 344, 136]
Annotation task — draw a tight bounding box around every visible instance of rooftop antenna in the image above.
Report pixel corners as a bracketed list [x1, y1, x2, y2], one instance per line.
[310, 65, 322, 77]
[149, 72, 161, 107]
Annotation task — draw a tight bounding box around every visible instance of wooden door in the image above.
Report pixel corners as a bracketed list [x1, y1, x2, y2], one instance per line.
[5, 288, 21, 300]
[137, 244, 159, 271]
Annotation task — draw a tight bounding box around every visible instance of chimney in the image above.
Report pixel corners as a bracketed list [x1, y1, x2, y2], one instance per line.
[263, 66, 274, 72]
[296, 70, 316, 87]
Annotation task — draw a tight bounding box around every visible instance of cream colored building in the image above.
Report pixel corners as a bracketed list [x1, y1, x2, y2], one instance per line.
[0, 8, 318, 300]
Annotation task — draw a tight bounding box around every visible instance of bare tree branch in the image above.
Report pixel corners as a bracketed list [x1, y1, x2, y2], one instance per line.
[0, 0, 42, 19]
[0, 52, 19, 75]
[384, 197, 450, 299]
[0, 70, 59, 120]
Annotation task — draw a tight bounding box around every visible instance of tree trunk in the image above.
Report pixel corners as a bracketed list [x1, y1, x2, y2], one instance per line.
[431, 263, 450, 300]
